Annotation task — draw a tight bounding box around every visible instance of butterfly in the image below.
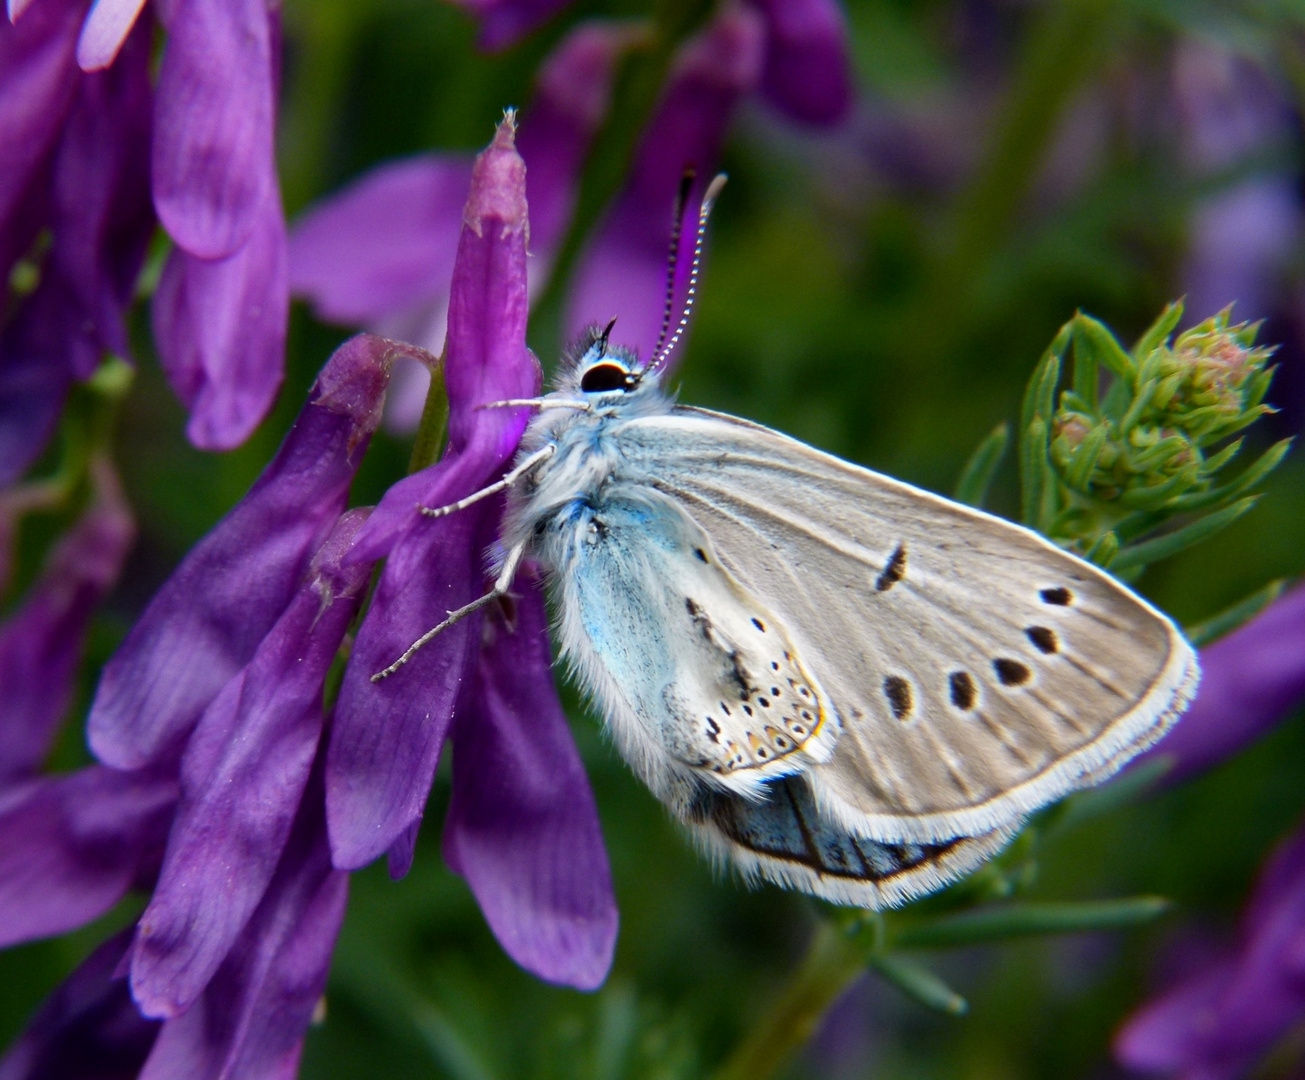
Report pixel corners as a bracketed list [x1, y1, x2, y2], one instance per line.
[377, 176, 1199, 910]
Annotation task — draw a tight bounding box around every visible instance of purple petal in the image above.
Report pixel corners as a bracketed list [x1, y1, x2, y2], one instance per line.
[0, 929, 160, 1080]
[328, 117, 539, 869]
[151, 0, 275, 260]
[747, 0, 853, 126]
[566, 7, 765, 360]
[517, 20, 628, 250]
[289, 154, 472, 326]
[0, 275, 82, 487]
[51, 10, 154, 365]
[347, 115, 538, 564]
[326, 504, 486, 870]
[1115, 958, 1237, 1073]
[1140, 581, 1305, 785]
[443, 573, 617, 991]
[0, 766, 177, 948]
[139, 787, 348, 1080]
[76, 0, 147, 70]
[0, 0, 82, 278]
[131, 511, 372, 1018]
[152, 181, 288, 450]
[0, 459, 134, 782]
[88, 334, 396, 770]
[1117, 826, 1305, 1078]
[450, 0, 573, 52]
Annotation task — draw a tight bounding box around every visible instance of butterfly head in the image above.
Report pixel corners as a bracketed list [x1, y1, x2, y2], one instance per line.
[561, 317, 659, 399]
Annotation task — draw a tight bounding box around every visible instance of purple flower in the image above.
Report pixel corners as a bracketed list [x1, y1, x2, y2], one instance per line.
[1, 0, 289, 468]
[1139, 582, 1305, 786]
[0, 457, 135, 783]
[0, 0, 152, 483]
[325, 115, 617, 988]
[1115, 822, 1305, 1079]
[290, 3, 853, 407]
[1115, 584, 1305, 1077]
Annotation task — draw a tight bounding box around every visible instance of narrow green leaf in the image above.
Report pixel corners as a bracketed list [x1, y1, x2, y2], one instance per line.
[869, 954, 968, 1016]
[1110, 496, 1259, 571]
[1186, 578, 1290, 647]
[1021, 417, 1049, 527]
[1118, 379, 1155, 435]
[1063, 423, 1109, 490]
[1074, 313, 1134, 381]
[1086, 530, 1118, 567]
[1112, 509, 1166, 543]
[1071, 320, 1099, 409]
[955, 423, 1010, 507]
[1201, 437, 1244, 474]
[1166, 438, 1292, 514]
[891, 897, 1172, 949]
[1131, 299, 1183, 362]
[1117, 466, 1200, 509]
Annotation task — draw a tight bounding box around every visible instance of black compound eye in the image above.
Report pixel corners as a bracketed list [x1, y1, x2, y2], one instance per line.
[580, 363, 634, 393]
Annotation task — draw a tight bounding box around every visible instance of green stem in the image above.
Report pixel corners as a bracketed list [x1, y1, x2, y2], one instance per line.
[408, 351, 450, 474]
[711, 921, 867, 1080]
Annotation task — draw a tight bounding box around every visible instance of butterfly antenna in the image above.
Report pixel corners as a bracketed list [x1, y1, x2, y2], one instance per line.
[651, 170, 696, 360]
[650, 172, 727, 373]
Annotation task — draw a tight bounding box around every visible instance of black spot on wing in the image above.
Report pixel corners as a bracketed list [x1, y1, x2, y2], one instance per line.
[993, 658, 1032, 686]
[876, 543, 908, 591]
[883, 676, 913, 720]
[1040, 587, 1072, 605]
[1026, 626, 1058, 654]
[949, 670, 977, 710]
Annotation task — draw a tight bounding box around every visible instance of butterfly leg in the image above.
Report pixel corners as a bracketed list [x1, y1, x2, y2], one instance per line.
[418, 445, 556, 519]
[370, 540, 529, 682]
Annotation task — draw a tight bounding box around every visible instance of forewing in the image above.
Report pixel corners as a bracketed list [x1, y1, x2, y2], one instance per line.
[617, 408, 1198, 843]
[689, 777, 1019, 909]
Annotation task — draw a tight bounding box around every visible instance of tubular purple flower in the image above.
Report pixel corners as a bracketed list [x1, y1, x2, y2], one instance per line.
[130, 509, 373, 1019]
[1138, 581, 1305, 785]
[566, 7, 766, 359]
[152, 180, 289, 449]
[1115, 823, 1305, 1079]
[745, 0, 853, 125]
[0, 765, 177, 948]
[138, 764, 348, 1080]
[151, 0, 275, 261]
[449, 0, 573, 52]
[88, 333, 398, 771]
[443, 573, 618, 990]
[289, 20, 626, 352]
[0, 929, 160, 1080]
[0, 10, 153, 483]
[77, 0, 147, 70]
[327, 116, 540, 867]
[0, 458, 134, 783]
[323, 116, 617, 992]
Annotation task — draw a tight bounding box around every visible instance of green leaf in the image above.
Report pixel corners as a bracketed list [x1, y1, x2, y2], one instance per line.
[1021, 416, 1049, 528]
[1131, 299, 1183, 361]
[1073, 313, 1135, 381]
[1185, 578, 1290, 647]
[1086, 530, 1118, 566]
[1165, 438, 1293, 514]
[1110, 496, 1260, 571]
[891, 897, 1172, 949]
[869, 954, 968, 1016]
[955, 423, 1010, 507]
[1117, 465, 1201, 510]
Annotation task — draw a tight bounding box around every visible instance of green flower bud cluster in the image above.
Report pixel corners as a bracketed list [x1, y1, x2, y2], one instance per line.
[998, 300, 1290, 574]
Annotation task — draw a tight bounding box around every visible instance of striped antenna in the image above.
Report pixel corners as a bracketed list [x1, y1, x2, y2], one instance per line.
[650, 172, 728, 373]
[651, 170, 696, 360]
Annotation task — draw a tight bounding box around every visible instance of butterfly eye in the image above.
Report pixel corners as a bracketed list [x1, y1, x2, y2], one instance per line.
[580, 363, 635, 393]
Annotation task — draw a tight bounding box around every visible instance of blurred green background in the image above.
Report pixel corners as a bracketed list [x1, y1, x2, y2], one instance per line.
[5, 1, 1305, 1077]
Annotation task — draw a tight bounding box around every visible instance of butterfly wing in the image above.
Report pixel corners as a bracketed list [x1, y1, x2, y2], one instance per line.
[688, 777, 1020, 909]
[613, 407, 1199, 844]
